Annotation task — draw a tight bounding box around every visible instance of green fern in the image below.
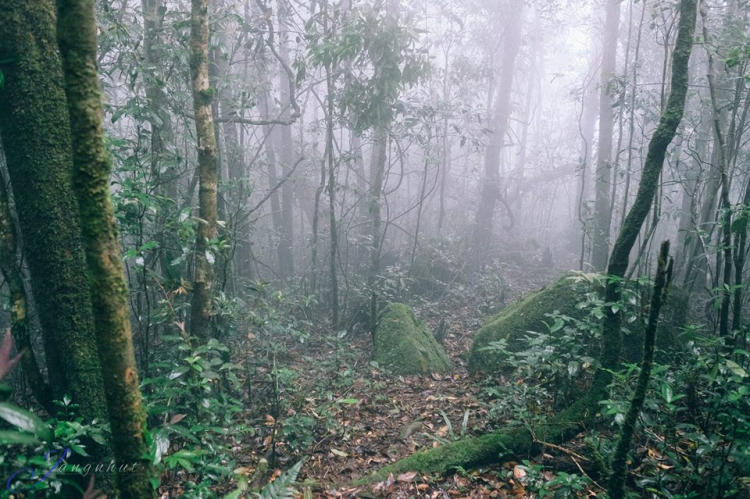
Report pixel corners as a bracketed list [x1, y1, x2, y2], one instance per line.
[258, 460, 303, 499]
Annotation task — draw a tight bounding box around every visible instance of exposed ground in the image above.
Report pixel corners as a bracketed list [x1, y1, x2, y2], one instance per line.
[222, 265, 604, 498]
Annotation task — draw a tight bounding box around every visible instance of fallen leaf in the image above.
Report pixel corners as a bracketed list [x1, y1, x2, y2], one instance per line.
[397, 472, 417, 482]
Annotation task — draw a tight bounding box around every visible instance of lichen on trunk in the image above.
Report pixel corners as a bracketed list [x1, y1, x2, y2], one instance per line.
[55, 0, 154, 495]
[0, 0, 109, 426]
[188, 0, 219, 342]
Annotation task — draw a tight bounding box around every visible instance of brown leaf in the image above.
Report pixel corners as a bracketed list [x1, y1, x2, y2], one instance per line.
[169, 414, 187, 425]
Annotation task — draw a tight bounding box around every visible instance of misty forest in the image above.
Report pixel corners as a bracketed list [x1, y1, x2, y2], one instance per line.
[0, 0, 749, 496]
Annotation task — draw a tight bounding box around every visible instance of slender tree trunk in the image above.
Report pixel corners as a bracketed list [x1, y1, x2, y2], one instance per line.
[593, 0, 696, 404]
[683, 139, 722, 291]
[368, 127, 388, 332]
[188, 0, 219, 341]
[277, 0, 296, 278]
[701, 3, 732, 339]
[472, 0, 523, 261]
[322, 0, 340, 326]
[676, 106, 710, 277]
[367, 0, 401, 331]
[55, 0, 154, 495]
[591, 0, 623, 271]
[142, 0, 179, 284]
[608, 241, 674, 499]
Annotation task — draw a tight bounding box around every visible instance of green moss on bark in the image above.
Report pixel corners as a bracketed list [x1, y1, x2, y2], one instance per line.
[469, 275, 689, 374]
[0, 0, 109, 425]
[374, 304, 451, 375]
[56, 0, 154, 495]
[356, 397, 590, 484]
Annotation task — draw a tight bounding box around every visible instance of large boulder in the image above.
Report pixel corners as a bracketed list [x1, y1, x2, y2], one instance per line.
[374, 303, 452, 375]
[468, 274, 690, 374]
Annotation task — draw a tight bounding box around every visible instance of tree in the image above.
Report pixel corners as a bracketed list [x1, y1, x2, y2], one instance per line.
[591, 0, 623, 271]
[189, 0, 220, 341]
[55, 0, 154, 494]
[608, 241, 673, 499]
[472, 0, 523, 261]
[0, 0, 110, 428]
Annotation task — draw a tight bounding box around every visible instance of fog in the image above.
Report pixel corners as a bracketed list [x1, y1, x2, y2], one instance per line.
[1, 0, 748, 495]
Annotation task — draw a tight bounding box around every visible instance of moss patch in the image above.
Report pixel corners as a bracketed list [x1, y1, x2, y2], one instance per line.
[469, 274, 690, 374]
[355, 397, 590, 484]
[374, 304, 452, 375]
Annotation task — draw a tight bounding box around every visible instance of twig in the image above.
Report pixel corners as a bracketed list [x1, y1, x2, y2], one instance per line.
[534, 437, 606, 491]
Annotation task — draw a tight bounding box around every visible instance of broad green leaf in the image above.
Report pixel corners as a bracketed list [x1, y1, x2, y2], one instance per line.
[0, 430, 40, 445]
[725, 359, 747, 378]
[661, 383, 674, 404]
[335, 398, 360, 405]
[0, 403, 52, 442]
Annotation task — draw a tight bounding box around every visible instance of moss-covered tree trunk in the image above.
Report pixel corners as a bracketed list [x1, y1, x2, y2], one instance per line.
[55, 0, 154, 496]
[0, 0, 109, 424]
[189, 0, 219, 341]
[594, 0, 696, 404]
[0, 174, 53, 412]
[608, 241, 674, 499]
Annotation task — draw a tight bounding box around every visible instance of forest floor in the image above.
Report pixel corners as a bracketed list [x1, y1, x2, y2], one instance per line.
[229, 264, 603, 498]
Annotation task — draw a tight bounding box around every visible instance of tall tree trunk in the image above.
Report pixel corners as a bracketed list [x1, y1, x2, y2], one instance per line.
[0, 174, 53, 412]
[142, 0, 179, 284]
[367, 0, 401, 332]
[594, 0, 695, 404]
[701, 3, 732, 339]
[55, 0, 154, 495]
[683, 139, 722, 291]
[323, 0, 339, 325]
[0, 0, 110, 427]
[472, 0, 523, 261]
[608, 241, 674, 499]
[591, 0, 623, 271]
[675, 105, 710, 278]
[368, 127, 388, 333]
[277, 0, 296, 278]
[188, 0, 219, 341]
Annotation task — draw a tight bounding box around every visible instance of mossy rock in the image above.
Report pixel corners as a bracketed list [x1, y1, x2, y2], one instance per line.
[468, 274, 690, 374]
[374, 303, 452, 375]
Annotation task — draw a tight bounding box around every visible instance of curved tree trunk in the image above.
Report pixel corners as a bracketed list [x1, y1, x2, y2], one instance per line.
[595, 0, 695, 401]
[55, 0, 154, 495]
